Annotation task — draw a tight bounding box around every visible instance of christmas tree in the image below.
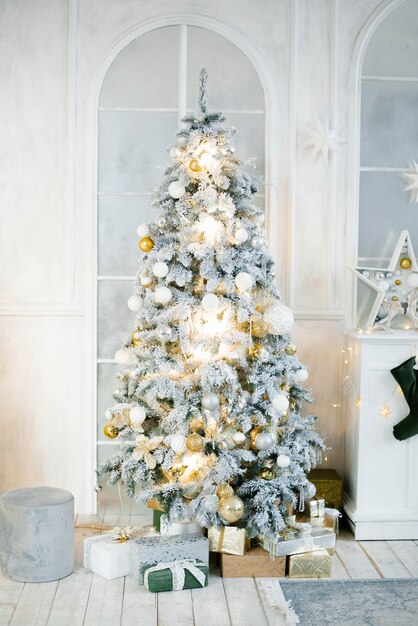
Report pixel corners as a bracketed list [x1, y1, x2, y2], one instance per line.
[99, 70, 324, 539]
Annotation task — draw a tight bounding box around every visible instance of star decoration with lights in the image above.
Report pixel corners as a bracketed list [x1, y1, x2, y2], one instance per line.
[304, 116, 346, 163]
[401, 160, 418, 204]
[352, 230, 418, 329]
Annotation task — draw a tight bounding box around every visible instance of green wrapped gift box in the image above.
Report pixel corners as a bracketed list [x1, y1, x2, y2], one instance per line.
[143, 559, 209, 592]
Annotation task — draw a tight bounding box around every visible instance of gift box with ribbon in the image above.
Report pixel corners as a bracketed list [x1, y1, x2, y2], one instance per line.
[130, 533, 209, 585]
[83, 525, 157, 580]
[288, 549, 332, 578]
[160, 515, 203, 537]
[208, 526, 250, 556]
[143, 559, 208, 592]
[258, 525, 336, 558]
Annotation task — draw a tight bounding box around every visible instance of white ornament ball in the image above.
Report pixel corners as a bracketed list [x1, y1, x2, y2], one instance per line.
[202, 494, 219, 513]
[136, 224, 149, 238]
[141, 275, 153, 287]
[251, 235, 264, 250]
[168, 181, 186, 199]
[294, 368, 309, 382]
[254, 432, 273, 451]
[277, 454, 291, 468]
[171, 434, 187, 454]
[263, 303, 294, 335]
[407, 273, 418, 288]
[129, 406, 146, 428]
[235, 272, 254, 292]
[201, 392, 219, 411]
[153, 261, 169, 278]
[202, 293, 219, 311]
[253, 213, 265, 225]
[378, 280, 389, 292]
[155, 286, 172, 304]
[127, 295, 142, 312]
[115, 349, 130, 364]
[305, 481, 317, 498]
[235, 228, 248, 243]
[232, 431, 246, 445]
[272, 394, 290, 413]
[104, 409, 113, 421]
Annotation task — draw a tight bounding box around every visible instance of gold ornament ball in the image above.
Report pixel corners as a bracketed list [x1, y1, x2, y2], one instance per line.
[258, 467, 276, 480]
[216, 484, 234, 500]
[285, 344, 297, 356]
[218, 495, 245, 523]
[132, 329, 141, 347]
[280, 383, 291, 392]
[189, 158, 202, 172]
[395, 279, 402, 286]
[139, 236, 154, 252]
[186, 433, 204, 453]
[392, 296, 399, 301]
[103, 423, 119, 439]
[400, 258, 412, 270]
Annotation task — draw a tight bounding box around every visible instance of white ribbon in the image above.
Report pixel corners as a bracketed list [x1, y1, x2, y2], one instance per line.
[144, 559, 206, 591]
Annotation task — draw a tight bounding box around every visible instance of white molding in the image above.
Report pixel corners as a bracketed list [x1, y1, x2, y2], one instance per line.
[360, 166, 406, 172]
[362, 74, 418, 82]
[97, 275, 136, 281]
[345, 0, 405, 330]
[97, 191, 152, 196]
[0, 305, 84, 317]
[293, 310, 345, 321]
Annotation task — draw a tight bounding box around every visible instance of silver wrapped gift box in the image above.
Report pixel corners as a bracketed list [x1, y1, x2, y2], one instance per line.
[259, 527, 336, 558]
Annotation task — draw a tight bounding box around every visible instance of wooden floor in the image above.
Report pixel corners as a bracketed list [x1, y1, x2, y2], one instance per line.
[2, 505, 418, 626]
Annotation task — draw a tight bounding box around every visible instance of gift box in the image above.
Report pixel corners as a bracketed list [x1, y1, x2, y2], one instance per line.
[288, 549, 332, 578]
[221, 546, 286, 578]
[130, 533, 209, 585]
[143, 559, 208, 592]
[147, 499, 165, 532]
[160, 515, 203, 537]
[308, 469, 343, 510]
[83, 525, 157, 580]
[307, 499, 325, 519]
[258, 526, 336, 558]
[208, 526, 250, 556]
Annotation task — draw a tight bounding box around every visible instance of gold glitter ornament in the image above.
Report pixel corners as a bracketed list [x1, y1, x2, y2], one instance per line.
[139, 236, 154, 252]
[280, 383, 291, 392]
[251, 317, 269, 338]
[189, 158, 202, 172]
[132, 329, 141, 347]
[186, 433, 204, 453]
[217, 484, 234, 500]
[103, 423, 119, 439]
[218, 495, 244, 523]
[189, 417, 205, 433]
[219, 427, 237, 450]
[400, 258, 412, 269]
[285, 344, 297, 356]
[395, 279, 402, 285]
[258, 467, 276, 480]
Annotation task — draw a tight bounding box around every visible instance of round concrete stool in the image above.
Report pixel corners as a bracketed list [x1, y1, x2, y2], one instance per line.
[0, 487, 74, 582]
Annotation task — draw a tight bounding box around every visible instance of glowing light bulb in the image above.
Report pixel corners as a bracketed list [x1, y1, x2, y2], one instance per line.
[199, 150, 212, 167]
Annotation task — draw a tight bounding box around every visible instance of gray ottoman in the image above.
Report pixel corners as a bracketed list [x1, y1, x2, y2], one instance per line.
[0, 487, 74, 582]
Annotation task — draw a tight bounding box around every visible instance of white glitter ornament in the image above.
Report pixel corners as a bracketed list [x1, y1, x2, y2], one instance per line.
[127, 295, 142, 312]
[294, 368, 309, 382]
[201, 392, 219, 411]
[171, 434, 187, 454]
[254, 432, 273, 451]
[277, 454, 291, 468]
[232, 431, 246, 445]
[202, 293, 219, 311]
[115, 349, 131, 364]
[129, 406, 146, 430]
[104, 409, 113, 421]
[136, 224, 149, 238]
[153, 261, 169, 278]
[234, 228, 248, 243]
[263, 303, 294, 335]
[141, 275, 153, 287]
[202, 494, 219, 513]
[155, 286, 172, 304]
[272, 394, 290, 413]
[235, 272, 253, 292]
[168, 181, 186, 199]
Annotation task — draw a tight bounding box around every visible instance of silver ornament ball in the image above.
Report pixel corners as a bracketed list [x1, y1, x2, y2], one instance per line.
[94, 485, 103, 493]
[158, 326, 173, 342]
[156, 216, 167, 228]
[251, 235, 264, 250]
[201, 392, 219, 411]
[254, 432, 273, 451]
[202, 494, 219, 513]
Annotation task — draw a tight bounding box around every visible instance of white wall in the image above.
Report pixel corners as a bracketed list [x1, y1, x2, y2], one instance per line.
[0, 0, 397, 512]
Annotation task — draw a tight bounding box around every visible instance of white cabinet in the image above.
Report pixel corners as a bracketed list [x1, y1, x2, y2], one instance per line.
[344, 332, 418, 539]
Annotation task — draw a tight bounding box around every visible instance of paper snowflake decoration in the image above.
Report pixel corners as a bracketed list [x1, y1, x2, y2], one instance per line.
[304, 116, 345, 162]
[401, 160, 418, 204]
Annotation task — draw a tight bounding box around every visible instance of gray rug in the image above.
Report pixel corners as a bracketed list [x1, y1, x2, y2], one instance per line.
[280, 579, 418, 626]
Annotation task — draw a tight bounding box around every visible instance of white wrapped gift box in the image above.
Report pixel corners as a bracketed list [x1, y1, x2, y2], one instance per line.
[83, 533, 131, 580]
[160, 515, 203, 536]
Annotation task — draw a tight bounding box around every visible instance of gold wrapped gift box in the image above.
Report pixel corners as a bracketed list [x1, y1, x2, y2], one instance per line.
[208, 526, 250, 556]
[288, 549, 332, 578]
[308, 469, 343, 510]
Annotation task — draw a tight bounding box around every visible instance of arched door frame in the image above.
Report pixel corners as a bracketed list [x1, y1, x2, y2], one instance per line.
[345, 0, 405, 328]
[84, 13, 279, 512]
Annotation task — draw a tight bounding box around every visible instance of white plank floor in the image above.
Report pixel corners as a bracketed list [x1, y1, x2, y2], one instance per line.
[2, 505, 418, 626]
